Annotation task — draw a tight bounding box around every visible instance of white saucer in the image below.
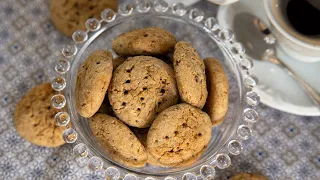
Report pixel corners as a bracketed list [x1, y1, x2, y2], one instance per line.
[217, 0, 320, 116]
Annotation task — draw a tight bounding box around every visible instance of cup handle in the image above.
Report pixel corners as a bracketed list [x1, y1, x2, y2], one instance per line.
[206, 0, 239, 5]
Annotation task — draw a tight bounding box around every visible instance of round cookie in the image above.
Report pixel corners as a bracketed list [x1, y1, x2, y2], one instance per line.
[112, 27, 177, 56]
[108, 56, 179, 128]
[229, 173, 269, 180]
[14, 82, 65, 147]
[147, 103, 212, 166]
[50, 0, 118, 37]
[89, 113, 147, 167]
[76, 50, 113, 118]
[203, 57, 229, 126]
[173, 41, 208, 109]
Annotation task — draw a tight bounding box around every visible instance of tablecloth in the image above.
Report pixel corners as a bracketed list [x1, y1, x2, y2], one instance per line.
[0, 0, 319, 179]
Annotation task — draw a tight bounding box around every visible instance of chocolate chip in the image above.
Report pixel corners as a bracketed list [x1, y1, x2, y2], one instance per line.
[195, 75, 199, 82]
[182, 123, 187, 128]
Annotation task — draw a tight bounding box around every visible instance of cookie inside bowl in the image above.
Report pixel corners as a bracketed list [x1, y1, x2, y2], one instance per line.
[66, 12, 244, 176]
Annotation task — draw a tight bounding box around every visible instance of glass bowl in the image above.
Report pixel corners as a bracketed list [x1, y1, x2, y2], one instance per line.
[50, 0, 260, 179]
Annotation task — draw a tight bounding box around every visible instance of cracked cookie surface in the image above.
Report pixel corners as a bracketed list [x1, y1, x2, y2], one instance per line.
[76, 50, 113, 118]
[112, 27, 177, 56]
[14, 82, 65, 147]
[146, 103, 212, 166]
[173, 41, 208, 109]
[108, 56, 179, 128]
[89, 113, 147, 167]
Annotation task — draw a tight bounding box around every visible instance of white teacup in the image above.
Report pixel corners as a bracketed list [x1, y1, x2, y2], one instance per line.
[263, 0, 320, 63]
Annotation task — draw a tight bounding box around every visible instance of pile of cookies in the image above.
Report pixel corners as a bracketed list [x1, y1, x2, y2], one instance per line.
[76, 27, 229, 167]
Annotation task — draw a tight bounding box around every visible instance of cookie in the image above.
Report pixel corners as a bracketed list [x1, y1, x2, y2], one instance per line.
[50, 0, 118, 37]
[14, 82, 65, 147]
[76, 50, 113, 118]
[130, 127, 166, 167]
[113, 56, 127, 70]
[173, 41, 208, 109]
[89, 113, 147, 167]
[112, 27, 177, 56]
[203, 57, 229, 126]
[108, 56, 179, 128]
[147, 103, 212, 166]
[229, 173, 269, 180]
[50, 0, 117, 37]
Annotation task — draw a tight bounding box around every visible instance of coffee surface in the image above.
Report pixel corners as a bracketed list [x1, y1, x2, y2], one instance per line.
[287, 0, 320, 36]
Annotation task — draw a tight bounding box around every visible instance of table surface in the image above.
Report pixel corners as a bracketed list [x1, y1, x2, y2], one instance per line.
[0, 0, 319, 179]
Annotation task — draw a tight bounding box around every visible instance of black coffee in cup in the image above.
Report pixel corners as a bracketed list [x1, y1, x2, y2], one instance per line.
[286, 0, 320, 35]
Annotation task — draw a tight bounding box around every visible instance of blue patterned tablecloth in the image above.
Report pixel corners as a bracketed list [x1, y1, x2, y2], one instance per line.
[0, 0, 319, 179]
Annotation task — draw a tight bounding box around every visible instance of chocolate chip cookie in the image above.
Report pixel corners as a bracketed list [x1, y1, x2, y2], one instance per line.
[147, 103, 212, 166]
[108, 56, 179, 128]
[14, 82, 65, 147]
[173, 41, 208, 109]
[90, 113, 147, 167]
[76, 50, 113, 118]
[112, 27, 177, 56]
[203, 57, 229, 126]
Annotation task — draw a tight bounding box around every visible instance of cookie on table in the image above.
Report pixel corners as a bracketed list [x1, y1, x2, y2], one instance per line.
[50, 0, 118, 37]
[76, 50, 113, 118]
[90, 113, 147, 167]
[203, 57, 229, 126]
[108, 56, 179, 128]
[112, 27, 177, 56]
[14, 82, 65, 147]
[229, 173, 269, 180]
[173, 41, 208, 109]
[147, 103, 212, 166]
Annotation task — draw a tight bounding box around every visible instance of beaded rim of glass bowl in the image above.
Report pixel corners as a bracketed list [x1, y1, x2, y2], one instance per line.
[50, 0, 260, 179]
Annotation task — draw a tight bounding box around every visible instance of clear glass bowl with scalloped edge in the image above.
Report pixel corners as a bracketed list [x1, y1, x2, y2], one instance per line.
[50, 0, 260, 179]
